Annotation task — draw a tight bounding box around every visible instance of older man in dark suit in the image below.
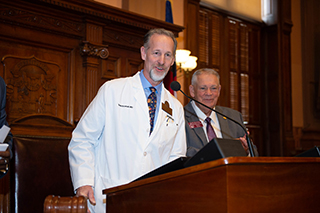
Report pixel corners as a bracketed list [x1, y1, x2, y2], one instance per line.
[184, 68, 257, 157]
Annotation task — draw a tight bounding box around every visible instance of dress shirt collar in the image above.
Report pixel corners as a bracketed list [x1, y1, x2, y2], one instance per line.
[191, 100, 214, 122]
[191, 100, 222, 138]
[139, 70, 162, 96]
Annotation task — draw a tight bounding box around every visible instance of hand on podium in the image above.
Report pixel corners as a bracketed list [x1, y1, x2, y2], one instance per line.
[239, 135, 249, 154]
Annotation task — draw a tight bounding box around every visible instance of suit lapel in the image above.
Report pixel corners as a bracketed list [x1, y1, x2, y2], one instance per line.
[215, 106, 231, 138]
[185, 102, 208, 146]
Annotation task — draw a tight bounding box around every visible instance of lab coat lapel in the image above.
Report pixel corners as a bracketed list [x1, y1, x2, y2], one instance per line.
[132, 72, 149, 118]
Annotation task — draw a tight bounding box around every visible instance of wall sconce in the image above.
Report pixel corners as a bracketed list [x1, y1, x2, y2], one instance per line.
[175, 49, 198, 76]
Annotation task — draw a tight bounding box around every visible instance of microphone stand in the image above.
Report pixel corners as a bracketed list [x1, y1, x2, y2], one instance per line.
[179, 89, 255, 157]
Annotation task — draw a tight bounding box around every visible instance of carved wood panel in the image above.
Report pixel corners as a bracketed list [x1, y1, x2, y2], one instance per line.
[2, 55, 61, 122]
[0, 41, 75, 125]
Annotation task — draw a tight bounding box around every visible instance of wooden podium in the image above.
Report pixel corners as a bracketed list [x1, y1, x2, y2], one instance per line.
[103, 157, 320, 212]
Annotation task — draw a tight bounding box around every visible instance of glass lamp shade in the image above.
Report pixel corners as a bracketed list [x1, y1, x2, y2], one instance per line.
[181, 56, 198, 70]
[175, 49, 191, 64]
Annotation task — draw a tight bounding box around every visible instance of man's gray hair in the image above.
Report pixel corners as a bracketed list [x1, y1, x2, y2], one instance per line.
[191, 68, 220, 85]
[143, 28, 177, 55]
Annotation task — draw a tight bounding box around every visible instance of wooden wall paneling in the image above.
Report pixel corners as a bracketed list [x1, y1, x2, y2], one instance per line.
[262, 25, 281, 156]
[199, 9, 209, 67]
[210, 12, 222, 71]
[239, 23, 249, 122]
[98, 46, 142, 84]
[282, 29, 295, 156]
[248, 25, 263, 155]
[184, 0, 200, 103]
[277, 0, 294, 156]
[228, 18, 239, 111]
[300, 0, 320, 151]
[262, 0, 294, 156]
[82, 21, 106, 105]
[102, 26, 144, 79]
[185, 0, 201, 57]
[0, 1, 84, 129]
[248, 26, 262, 125]
[219, 17, 232, 108]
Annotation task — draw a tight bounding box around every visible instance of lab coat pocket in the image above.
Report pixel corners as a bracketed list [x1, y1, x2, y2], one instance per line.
[160, 116, 179, 145]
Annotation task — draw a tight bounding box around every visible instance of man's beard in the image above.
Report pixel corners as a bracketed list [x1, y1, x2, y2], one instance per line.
[150, 67, 169, 82]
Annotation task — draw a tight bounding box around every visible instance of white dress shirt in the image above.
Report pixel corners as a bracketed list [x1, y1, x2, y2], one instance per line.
[191, 100, 222, 141]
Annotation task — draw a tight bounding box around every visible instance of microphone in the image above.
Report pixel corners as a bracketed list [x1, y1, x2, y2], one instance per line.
[171, 81, 255, 157]
[170, 81, 181, 91]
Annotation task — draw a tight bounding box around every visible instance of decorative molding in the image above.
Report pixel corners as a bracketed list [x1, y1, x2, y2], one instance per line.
[35, 0, 184, 36]
[0, 4, 84, 36]
[38, 0, 150, 30]
[103, 30, 143, 50]
[81, 41, 109, 59]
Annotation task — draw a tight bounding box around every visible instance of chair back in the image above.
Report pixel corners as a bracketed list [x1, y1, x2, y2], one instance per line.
[11, 136, 74, 213]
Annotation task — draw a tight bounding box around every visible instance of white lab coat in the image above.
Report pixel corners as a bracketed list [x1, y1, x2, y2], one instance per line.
[68, 72, 186, 212]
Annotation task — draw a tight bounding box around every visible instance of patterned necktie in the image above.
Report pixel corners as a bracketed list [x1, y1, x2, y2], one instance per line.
[205, 117, 217, 142]
[147, 87, 157, 134]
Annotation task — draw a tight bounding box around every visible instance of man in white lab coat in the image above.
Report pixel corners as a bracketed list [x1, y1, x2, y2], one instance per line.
[68, 28, 187, 213]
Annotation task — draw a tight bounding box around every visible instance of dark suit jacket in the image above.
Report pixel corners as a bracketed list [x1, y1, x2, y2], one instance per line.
[0, 77, 13, 178]
[184, 101, 254, 157]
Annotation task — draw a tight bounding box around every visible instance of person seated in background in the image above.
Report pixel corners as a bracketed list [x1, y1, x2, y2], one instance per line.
[0, 76, 13, 179]
[184, 68, 258, 157]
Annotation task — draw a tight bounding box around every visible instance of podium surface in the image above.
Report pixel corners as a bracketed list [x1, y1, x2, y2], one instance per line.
[103, 157, 320, 213]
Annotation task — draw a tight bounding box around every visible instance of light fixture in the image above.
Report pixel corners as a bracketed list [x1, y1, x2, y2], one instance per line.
[181, 56, 198, 71]
[175, 49, 198, 76]
[175, 49, 191, 64]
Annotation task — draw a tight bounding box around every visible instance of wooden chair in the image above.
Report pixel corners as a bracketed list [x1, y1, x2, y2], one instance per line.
[9, 115, 87, 213]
